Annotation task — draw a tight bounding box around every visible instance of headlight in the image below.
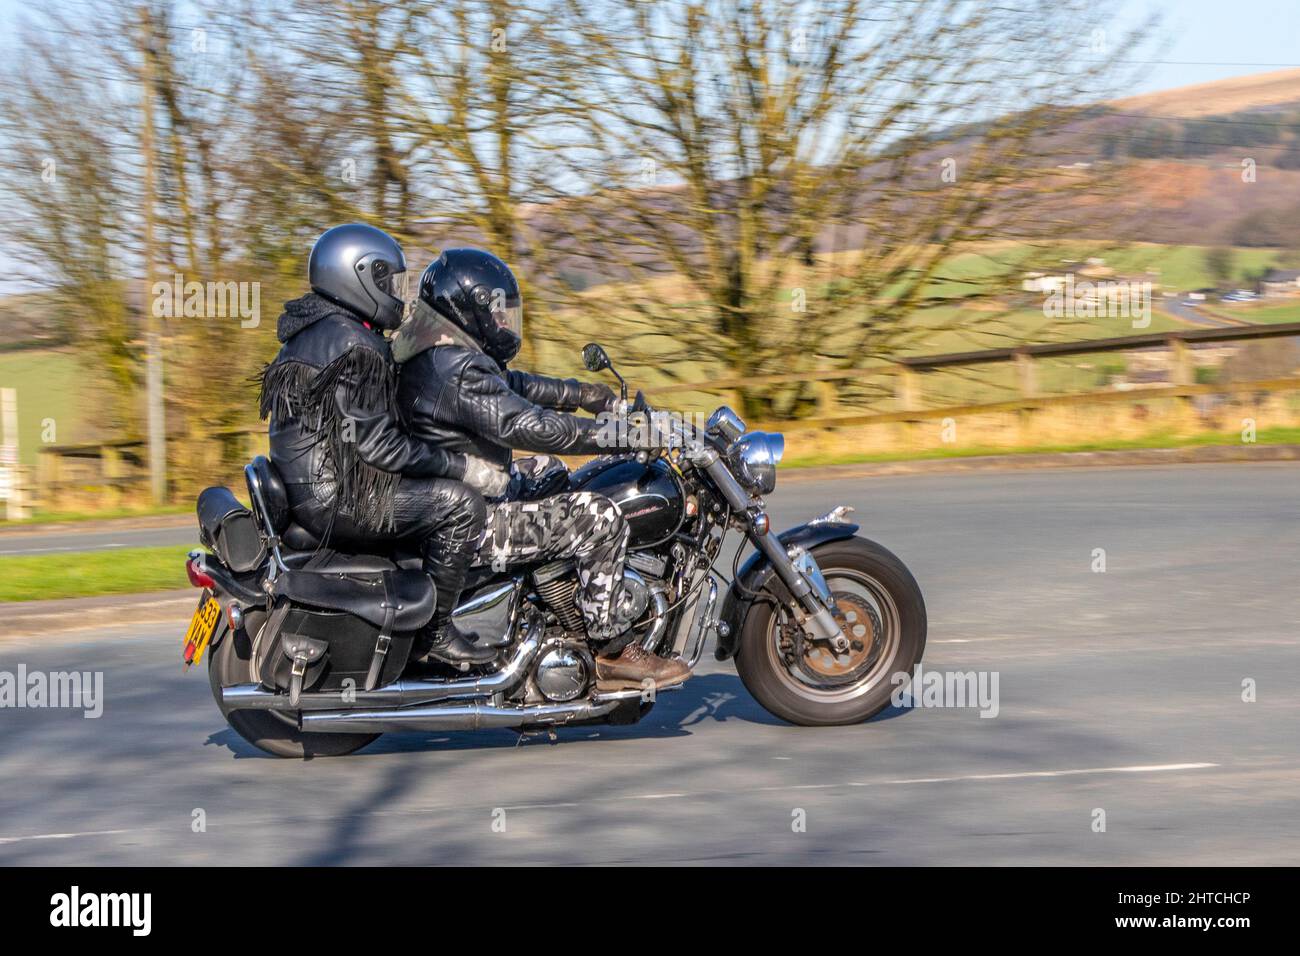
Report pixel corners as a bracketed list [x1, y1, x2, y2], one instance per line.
[729, 431, 785, 495]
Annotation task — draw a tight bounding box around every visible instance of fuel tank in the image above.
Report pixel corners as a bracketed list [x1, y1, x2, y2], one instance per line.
[569, 455, 685, 548]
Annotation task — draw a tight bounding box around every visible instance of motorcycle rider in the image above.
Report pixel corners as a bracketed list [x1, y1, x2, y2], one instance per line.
[391, 248, 692, 689]
[258, 224, 498, 667]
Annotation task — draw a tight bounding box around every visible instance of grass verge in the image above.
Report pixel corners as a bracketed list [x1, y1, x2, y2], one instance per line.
[1, 504, 192, 527]
[0, 546, 194, 602]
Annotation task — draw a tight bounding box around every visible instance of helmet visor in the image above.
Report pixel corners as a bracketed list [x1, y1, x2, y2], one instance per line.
[377, 268, 411, 307]
[490, 299, 523, 341]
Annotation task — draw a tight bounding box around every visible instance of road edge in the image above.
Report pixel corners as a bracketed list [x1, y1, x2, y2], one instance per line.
[0, 589, 196, 641]
[781, 442, 1300, 482]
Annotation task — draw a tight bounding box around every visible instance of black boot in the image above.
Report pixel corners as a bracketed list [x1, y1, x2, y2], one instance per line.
[416, 486, 495, 667]
[422, 614, 497, 667]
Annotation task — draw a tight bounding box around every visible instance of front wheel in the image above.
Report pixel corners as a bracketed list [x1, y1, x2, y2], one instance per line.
[208, 621, 380, 758]
[734, 537, 926, 726]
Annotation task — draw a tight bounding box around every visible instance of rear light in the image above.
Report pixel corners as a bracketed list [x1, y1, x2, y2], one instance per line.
[186, 558, 216, 590]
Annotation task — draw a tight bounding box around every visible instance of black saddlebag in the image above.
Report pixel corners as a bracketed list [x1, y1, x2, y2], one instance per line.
[259, 566, 436, 697]
[196, 486, 266, 573]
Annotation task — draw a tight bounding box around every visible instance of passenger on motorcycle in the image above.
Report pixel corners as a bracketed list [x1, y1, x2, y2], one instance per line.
[257, 224, 499, 668]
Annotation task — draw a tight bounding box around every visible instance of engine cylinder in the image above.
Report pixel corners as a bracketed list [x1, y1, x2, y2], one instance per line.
[532, 560, 584, 631]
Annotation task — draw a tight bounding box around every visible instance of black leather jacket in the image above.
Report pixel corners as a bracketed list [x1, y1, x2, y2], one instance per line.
[259, 294, 466, 532]
[397, 344, 607, 471]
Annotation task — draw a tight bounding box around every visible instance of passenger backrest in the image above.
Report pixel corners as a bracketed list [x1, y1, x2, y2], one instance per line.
[246, 456, 291, 535]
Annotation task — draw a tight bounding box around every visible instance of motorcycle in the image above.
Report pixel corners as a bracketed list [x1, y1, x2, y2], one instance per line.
[181, 343, 926, 757]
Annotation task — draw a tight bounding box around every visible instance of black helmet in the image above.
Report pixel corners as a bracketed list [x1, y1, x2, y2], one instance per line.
[308, 223, 410, 331]
[417, 249, 523, 364]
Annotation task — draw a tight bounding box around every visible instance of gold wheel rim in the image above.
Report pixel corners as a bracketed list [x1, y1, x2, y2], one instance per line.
[800, 592, 877, 678]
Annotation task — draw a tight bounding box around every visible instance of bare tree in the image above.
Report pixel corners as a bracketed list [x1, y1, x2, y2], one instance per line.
[0, 6, 144, 431]
[540, 0, 1154, 415]
[0, 0, 1161, 493]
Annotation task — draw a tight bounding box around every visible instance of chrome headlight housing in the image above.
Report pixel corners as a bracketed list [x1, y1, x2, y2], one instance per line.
[729, 430, 785, 495]
[705, 406, 746, 448]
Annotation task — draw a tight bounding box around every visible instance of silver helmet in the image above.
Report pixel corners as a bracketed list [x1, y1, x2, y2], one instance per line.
[308, 223, 411, 331]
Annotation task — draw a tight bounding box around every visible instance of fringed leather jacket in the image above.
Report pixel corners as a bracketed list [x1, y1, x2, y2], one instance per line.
[259, 294, 466, 532]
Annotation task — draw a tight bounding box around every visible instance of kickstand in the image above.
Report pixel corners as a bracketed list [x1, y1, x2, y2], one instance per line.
[513, 728, 559, 746]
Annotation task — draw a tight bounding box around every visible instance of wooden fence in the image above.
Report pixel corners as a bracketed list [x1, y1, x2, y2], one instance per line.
[21, 321, 1300, 512]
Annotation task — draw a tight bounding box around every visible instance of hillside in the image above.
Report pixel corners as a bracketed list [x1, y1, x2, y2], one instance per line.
[1111, 68, 1300, 119]
[0, 289, 69, 352]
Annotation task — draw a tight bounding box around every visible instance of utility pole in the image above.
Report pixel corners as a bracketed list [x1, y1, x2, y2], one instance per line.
[140, 5, 166, 504]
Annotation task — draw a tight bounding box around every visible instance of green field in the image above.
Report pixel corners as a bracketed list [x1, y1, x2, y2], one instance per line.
[0, 350, 90, 467]
[1216, 301, 1300, 324]
[924, 242, 1283, 298]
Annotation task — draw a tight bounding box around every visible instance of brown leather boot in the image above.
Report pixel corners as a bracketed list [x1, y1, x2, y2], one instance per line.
[595, 642, 692, 691]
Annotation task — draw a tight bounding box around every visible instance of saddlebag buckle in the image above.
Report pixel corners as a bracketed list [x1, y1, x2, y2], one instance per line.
[283, 634, 328, 707]
[363, 601, 400, 692]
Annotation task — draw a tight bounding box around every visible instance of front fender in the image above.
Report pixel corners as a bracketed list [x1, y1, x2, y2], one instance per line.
[714, 520, 860, 660]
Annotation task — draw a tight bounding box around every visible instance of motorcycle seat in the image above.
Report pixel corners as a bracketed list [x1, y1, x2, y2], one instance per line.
[247, 457, 422, 571]
[272, 566, 436, 632]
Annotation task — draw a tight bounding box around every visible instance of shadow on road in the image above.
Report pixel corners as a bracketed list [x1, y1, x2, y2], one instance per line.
[204, 671, 913, 762]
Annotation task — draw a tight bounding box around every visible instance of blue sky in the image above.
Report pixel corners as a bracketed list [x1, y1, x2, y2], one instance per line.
[0, 0, 1294, 96]
[0, 0, 1296, 294]
[1122, 0, 1300, 93]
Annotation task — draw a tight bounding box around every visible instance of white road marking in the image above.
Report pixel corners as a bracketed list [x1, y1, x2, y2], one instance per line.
[853, 762, 1219, 787]
[0, 828, 132, 845]
[0, 762, 1223, 846]
[634, 792, 689, 800]
[408, 761, 1224, 816]
[0, 543, 130, 555]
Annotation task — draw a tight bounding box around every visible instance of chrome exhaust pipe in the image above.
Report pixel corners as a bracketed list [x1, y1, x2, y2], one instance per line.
[221, 612, 544, 712]
[300, 697, 622, 734]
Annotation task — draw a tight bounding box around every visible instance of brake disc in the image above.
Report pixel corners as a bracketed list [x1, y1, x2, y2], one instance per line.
[796, 591, 883, 686]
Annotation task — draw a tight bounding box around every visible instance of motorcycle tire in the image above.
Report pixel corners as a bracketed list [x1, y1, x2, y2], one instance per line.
[208, 622, 380, 758]
[734, 536, 926, 726]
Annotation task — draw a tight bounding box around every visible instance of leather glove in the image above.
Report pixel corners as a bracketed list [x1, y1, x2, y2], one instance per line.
[577, 381, 617, 414]
[462, 455, 509, 498]
[623, 410, 673, 451]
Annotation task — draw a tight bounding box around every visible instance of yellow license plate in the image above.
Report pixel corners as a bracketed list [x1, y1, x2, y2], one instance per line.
[182, 591, 221, 667]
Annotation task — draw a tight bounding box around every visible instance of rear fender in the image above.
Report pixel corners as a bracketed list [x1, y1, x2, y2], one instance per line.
[715, 521, 859, 660]
[190, 550, 265, 606]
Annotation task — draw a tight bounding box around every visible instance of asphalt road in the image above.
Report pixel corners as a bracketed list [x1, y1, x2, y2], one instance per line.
[1, 463, 1297, 865]
[0, 524, 197, 556]
[1160, 298, 1240, 328]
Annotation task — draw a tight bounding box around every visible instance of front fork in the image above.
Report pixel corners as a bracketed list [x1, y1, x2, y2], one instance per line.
[751, 532, 849, 652]
[702, 455, 849, 652]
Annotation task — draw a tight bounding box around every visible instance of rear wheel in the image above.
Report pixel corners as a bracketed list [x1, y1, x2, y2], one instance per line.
[208, 623, 379, 758]
[734, 537, 926, 726]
